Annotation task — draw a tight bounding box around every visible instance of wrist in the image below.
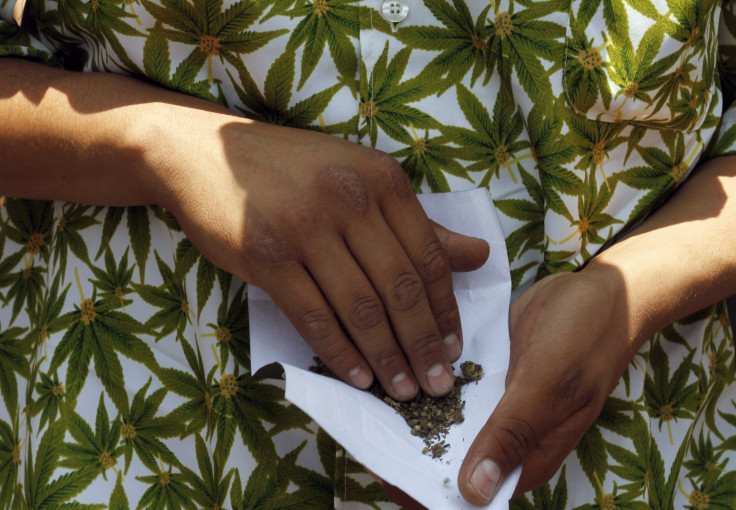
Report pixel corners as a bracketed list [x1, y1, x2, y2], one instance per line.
[584, 157, 736, 352]
[578, 258, 645, 362]
[584, 238, 684, 354]
[131, 102, 229, 212]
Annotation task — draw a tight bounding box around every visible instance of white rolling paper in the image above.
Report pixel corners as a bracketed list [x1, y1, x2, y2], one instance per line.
[249, 188, 520, 509]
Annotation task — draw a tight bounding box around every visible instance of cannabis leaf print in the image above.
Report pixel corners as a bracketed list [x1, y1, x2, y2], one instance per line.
[564, 21, 611, 113]
[83, 0, 145, 74]
[136, 462, 196, 509]
[567, 111, 627, 185]
[0, 418, 20, 509]
[60, 395, 123, 479]
[89, 248, 135, 308]
[685, 430, 727, 483]
[23, 422, 98, 509]
[680, 470, 736, 510]
[442, 84, 528, 187]
[562, 175, 623, 256]
[204, 283, 250, 370]
[644, 338, 698, 442]
[485, 0, 564, 101]
[605, 413, 666, 504]
[510, 466, 567, 510]
[230, 441, 337, 509]
[358, 42, 440, 147]
[97, 207, 151, 282]
[395, 0, 492, 93]
[134, 252, 192, 341]
[142, 22, 219, 101]
[141, 0, 287, 83]
[228, 47, 343, 126]
[494, 166, 544, 287]
[51, 203, 98, 278]
[1, 199, 53, 323]
[159, 337, 217, 438]
[605, 15, 679, 121]
[394, 129, 474, 192]
[525, 101, 580, 222]
[180, 433, 234, 510]
[49, 270, 159, 413]
[30, 371, 65, 434]
[121, 379, 184, 473]
[619, 131, 694, 221]
[1, 0, 736, 507]
[0, 324, 30, 416]
[285, 0, 359, 90]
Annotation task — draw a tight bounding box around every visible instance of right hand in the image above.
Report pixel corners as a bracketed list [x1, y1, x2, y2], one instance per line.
[151, 115, 489, 401]
[458, 269, 631, 503]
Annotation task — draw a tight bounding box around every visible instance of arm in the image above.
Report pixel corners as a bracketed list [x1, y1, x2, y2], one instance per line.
[458, 153, 736, 503]
[0, 57, 490, 400]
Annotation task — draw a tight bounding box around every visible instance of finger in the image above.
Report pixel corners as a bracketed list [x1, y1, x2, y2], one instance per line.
[345, 217, 455, 397]
[510, 405, 599, 496]
[457, 379, 567, 505]
[430, 220, 490, 272]
[379, 189, 464, 364]
[458, 360, 604, 505]
[264, 265, 374, 390]
[305, 238, 419, 401]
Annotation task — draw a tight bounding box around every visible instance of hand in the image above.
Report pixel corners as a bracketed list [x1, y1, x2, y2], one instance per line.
[457, 267, 635, 503]
[154, 115, 489, 401]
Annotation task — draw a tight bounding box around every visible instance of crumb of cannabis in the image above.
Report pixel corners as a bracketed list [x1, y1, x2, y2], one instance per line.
[310, 358, 483, 459]
[460, 360, 483, 382]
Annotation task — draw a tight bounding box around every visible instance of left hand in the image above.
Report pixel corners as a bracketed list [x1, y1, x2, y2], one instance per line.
[456, 266, 636, 504]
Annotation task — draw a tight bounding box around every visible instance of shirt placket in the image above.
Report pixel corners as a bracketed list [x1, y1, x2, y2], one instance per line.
[356, 0, 414, 152]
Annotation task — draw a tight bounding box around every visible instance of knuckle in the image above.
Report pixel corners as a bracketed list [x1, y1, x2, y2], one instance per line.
[373, 152, 413, 199]
[372, 345, 405, 370]
[548, 360, 590, 406]
[318, 341, 355, 368]
[492, 416, 538, 467]
[390, 272, 424, 311]
[348, 296, 385, 331]
[319, 166, 370, 215]
[299, 308, 334, 342]
[243, 217, 298, 267]
[408, 333, 443, 359]
[432, 300, 460, 330]
[419, 240, 450, 282]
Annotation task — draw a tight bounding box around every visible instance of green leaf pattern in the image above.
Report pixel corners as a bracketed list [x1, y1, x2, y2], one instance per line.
[1, 0, 736, 507]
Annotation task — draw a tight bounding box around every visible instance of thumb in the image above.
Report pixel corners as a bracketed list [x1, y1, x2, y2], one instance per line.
[430, 220, 490, 272]
[458, 378, 600, 504]
[457, 381, 562, 505]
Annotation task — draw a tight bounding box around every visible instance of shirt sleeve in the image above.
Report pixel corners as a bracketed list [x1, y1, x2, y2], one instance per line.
[0, 0, 58, 65]
[709, 0, 736, 157]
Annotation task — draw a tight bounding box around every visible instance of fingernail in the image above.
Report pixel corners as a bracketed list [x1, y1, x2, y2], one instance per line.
[391, 372, 417, 399]
[426, 363, 453, 395]
[443, 333, 461, 361]
[470, 459, 502, 503]
[348, 366, 372, 389]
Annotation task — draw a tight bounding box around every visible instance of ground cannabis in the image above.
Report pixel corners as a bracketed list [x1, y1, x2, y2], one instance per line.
[310, 358, 483, 459]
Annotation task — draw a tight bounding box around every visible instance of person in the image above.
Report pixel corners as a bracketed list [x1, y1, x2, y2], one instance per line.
[0, 0, 735, 508]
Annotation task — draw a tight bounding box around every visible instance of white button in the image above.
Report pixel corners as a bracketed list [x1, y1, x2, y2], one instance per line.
[380, 0, 409, 24]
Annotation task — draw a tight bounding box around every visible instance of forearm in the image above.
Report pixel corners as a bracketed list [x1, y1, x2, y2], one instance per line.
[588, 154, 736, 351]
[0, 58, 235, 207]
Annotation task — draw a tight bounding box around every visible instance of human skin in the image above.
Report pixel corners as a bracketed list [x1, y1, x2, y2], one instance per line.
[456, 152, 736, 504]
[0, 57, 491, 402]
[5, 57, 735, 507]
[376, 152, 736, 508]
